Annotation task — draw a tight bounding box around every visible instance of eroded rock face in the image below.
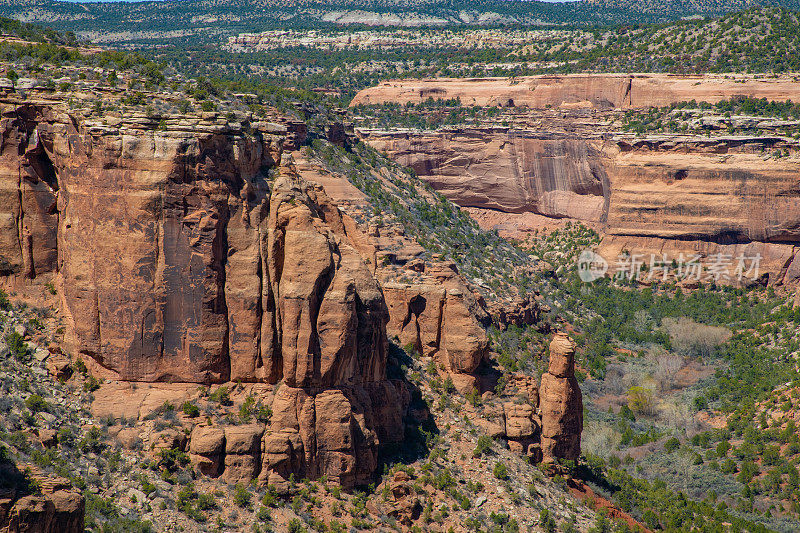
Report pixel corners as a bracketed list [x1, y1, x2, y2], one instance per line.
[352, 74, 800, 109]
[0, 101, 407, 488]
[223, 425, 264, 484]
[0, 104, 285, 383]
[0, 104, 59, 279]
[189, 425, 225, 478]
[383, 262, 489, 389]
[539, 332, 583, 462]
[0, 472, 84, 533]
[354, 75, 800, 285]
[363, 130, 609, 220]
[266, 178, 389, 389]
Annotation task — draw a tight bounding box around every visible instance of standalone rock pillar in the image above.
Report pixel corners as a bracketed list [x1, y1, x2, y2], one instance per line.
[539, 332, 583, 462]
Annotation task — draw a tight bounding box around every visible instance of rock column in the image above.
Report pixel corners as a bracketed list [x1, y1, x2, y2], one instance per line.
[539, 332, 583, 462]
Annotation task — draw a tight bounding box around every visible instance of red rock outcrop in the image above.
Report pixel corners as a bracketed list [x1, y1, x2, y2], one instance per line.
[0, 470, 84, 533]
[359, 128, 800, 285]
[0, 100, 408, 489]
[492, 295, 543, 329]
[539, 332, 583, 462]
[503, 401, 541, 461]
[223, 425, 264, 484]
[464, 333, 583, 465]
[351, 74, 800, 109]
[189, 425, 226, 478]
[373, 470, 422, 526]
[382, 261, 489, 392]
[362, 130, 609, 220]
[283, 151, 495, 393]
[354, 75, 800, 284]
[261, 383, 407, 489]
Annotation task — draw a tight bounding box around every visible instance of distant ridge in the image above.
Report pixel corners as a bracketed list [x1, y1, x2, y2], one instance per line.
[1, 0, 799, 45]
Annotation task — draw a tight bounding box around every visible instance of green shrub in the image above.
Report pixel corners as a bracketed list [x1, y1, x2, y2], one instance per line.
[208, 386, 230, 406]
[25, 394, 48, 413]
[473, 435, 493, 457]
[181, 401, 200, 418]
[79, 426, 106, 454]
[664, 437, 680, 453]
[157, 448, 189, 472]
[57, 427, 75, 446]
[0, 289, 10, 310]
[287, 519, 307, 533]
[716, 440, 730, 457]
[4, 332, 27, 360]
[233, 483, 251, 508]
[195, 493, 217, 511]
[84, 375, 101, 392]
[493, 461, 508, 480]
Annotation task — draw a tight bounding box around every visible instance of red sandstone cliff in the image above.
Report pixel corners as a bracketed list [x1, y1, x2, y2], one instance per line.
[353, 72, 800, 285]
[0, 100, 412, 488]
[361, 126, 800, 284]
[351, 74, 800, 109]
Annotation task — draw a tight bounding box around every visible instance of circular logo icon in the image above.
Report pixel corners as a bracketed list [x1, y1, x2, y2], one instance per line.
[577, 250, 608, 283]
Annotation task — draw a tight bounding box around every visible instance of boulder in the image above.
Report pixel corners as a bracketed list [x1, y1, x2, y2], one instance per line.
[222, 425, 264, 484]
[189, 426, 225, 478]
[1, 476, 83, 533]
[115, 427, 143, 450]
[503, 402, 537, 439]
[45, 353, 72, 381]
[37, 429, 57, 448]
[380, 470, 422, 526]
[510, 374, 539, 407]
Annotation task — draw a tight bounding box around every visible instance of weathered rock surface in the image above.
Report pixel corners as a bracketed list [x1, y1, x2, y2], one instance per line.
[363, 130, 609, 220]
[374, 470, 422, 526]
[0, 100, 408, 488]
[351, 74, 800, 109]
[223, 425, 264, 484]
[539, 332, 583, 462]
[189, 425, 226, 478]
[354, 75, 800, 284]
[361, 130, 800, 284]
[0, 470, 84, 533]
[383, 262, 489, 381]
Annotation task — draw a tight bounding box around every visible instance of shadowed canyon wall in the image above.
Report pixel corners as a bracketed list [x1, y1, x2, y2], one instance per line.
[354, 75, 800, 284]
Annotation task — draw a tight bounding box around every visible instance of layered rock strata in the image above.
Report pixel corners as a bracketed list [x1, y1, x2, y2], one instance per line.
[354, 74, 800, 284]
[351, 74, 800, 109]
[0, 470, 84, 533]
[358, 126, 800, 284]
[0, 100, 408, 488]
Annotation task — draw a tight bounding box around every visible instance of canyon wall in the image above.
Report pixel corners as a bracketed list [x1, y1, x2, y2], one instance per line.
[351, 74, 800, 109]
[354, 75, 800, 284]
[361, 129, 609, 221]
[362, 128, 800, 283]
[0, 100, 412, 487]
